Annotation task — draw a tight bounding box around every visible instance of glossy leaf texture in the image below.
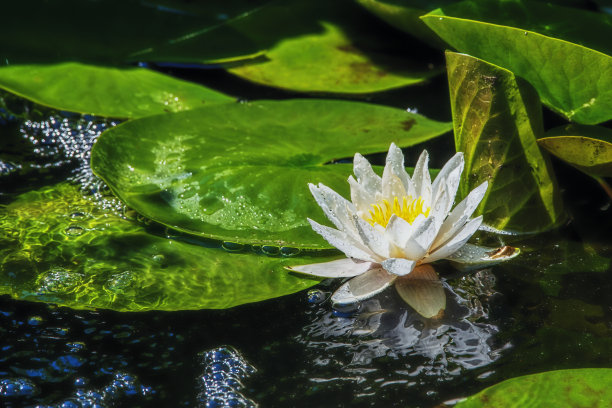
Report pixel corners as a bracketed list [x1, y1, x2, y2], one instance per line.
[0, 0, 270, 65]
[91, 99, 451, 248]
[455, 368, 612, 408]
[224, 0, 439, 94]
[355, 0, 454, 48]
[0, 63, 234, 119]
[0, 183, 337, 312]
[446, 51, 564, 232]
[538, 125, 612, 178]
[422, 1, 612, 124]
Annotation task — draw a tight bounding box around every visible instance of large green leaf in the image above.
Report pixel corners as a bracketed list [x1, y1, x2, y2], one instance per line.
[422, 1, 612, 124]
[224, 0, 439, 94]
[0, 0, 270, 65]
[0, 183, 336, 312]
[455, 368, 612, 408]
[91, 99, 451, 248]
[0, 63, 234, 119]
[538, 125, 612, 178]
[446, 51, 563, 232]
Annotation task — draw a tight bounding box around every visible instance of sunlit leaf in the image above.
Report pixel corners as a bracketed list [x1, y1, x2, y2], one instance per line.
[422, 1, 612, 124]
[0, 183, 337, 312]
[538, 125, 612, 178]
[91, 99, 451, 248]
[225, 0, 439, 93]
[446, 51, 564, 232]
[455, 368, 612, 408]
[0, 63, 233, 119]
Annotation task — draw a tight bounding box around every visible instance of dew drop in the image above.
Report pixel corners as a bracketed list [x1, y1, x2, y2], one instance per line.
[152, 254, 165, 263]
[65, 225, 84, 236]
[307, 289, 327, 304]
[280, 247, 300, 257]
[222, 242, 245, 252]
[261, 246, 279, 256]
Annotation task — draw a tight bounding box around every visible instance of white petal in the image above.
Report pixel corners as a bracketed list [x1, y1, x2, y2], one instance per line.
[425, 216, 483, 262]
[412, 150, 431, 203]
[431, 181, 488, 250]
[400, 215, 434, 259]
[287, 258, 374, 278]
[382, 143, 414, 199]
[432, 152, 464, 212]
[395, 264, 445, 319]
[352, 215, 391, 258]
[349, 176, 375, 213]
[384, 214, 413, 248]
[353, 153, 381, 196]
[308, 219, 379, 262]
[444, 243, 520, 266]
[381, 258, 417, 276]
[309, 183, 356, 234]
[331, 267, 396, 305]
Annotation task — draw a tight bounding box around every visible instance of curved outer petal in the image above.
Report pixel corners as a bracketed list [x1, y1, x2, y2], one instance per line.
[412, 150, 432, 204]
[353, 153, 381, 196]
[309, 183, 357, 236]
[381, 258, 417, 276]
[444, 243, 520, 266]
[431, 152, 464, 214]
[308, 219, 380, 262]
[395, 264, 445, 319]
[287, 258, 375, 278]
[431, 181, 488, 250]
[349, 176, 376, 214]
[424, 215, 483, 262]
[331, 267, 396, 305]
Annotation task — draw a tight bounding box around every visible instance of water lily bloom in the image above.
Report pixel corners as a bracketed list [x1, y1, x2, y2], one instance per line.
[288, 143, 518, 314]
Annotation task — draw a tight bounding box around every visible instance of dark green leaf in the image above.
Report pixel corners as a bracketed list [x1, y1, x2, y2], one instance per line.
[539, 125, 612, 178]
[222, 0, 439, 93]
[422, 1, 612, 124]
[0, 183, 336, 312]
[91, 99, 451, 248]
[0, 63, 234, 119]
[0, 0, 270, 65]
[455, 368, 612, 408]
[446, 51, 564, 232]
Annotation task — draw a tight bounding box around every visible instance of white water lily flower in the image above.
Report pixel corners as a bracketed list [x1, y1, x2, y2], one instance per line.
[288, 143, 518, 311]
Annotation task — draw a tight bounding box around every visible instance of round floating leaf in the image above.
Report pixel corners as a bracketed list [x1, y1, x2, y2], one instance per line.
[422, 2, 612, 124]
[0, 183, 337, 312]
[446, 51, 564, 232]
[455, 368, 612, 408]
[225, 0, 439, 94]
[539, 125, 612, 178]
[0, 63, 234, 119]
[91, 99, 451, 248]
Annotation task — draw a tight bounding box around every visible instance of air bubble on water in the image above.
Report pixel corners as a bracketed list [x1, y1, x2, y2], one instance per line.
[0, 377, 38, 397]
[307, 289, 328, 304]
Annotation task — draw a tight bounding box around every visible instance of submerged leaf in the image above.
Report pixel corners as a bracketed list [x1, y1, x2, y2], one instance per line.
[446, 51, 564, 232]
[422, 1, 612, 124]
[91, 99, 451, 248]
[455, 368, 612, 408]
[0, 183, 339, 312]
[0, 63, 234, 119]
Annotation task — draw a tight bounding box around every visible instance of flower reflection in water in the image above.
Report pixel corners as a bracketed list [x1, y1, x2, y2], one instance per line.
[298, 268, 508, 400]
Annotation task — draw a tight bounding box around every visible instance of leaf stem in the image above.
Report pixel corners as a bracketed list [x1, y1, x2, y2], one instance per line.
[593, 176, 612, 201]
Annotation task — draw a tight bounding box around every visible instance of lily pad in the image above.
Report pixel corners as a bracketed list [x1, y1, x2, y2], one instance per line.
[91, 99, 452, 248]
[0, 0, 270, 65]
[225, 0, 439, 94]
[446, 51, 564, 232]
[422, 2, 612, 124]
[538, 125, 612, 178]
[0, 63, 234, 119]
[455, 368, 612, 408]
[0, 183, 337, 312]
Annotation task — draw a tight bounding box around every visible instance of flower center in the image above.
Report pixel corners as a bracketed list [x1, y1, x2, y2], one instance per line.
[365, 196, 430, 227]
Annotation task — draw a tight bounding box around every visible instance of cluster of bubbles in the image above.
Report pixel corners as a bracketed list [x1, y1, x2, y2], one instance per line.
[197, 347, 257, 408]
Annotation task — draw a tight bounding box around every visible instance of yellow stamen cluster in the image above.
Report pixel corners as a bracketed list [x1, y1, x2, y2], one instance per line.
[366, 196, 430, 227]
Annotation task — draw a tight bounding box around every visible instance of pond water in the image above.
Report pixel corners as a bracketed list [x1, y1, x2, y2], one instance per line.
[1, 69, 611, 408]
